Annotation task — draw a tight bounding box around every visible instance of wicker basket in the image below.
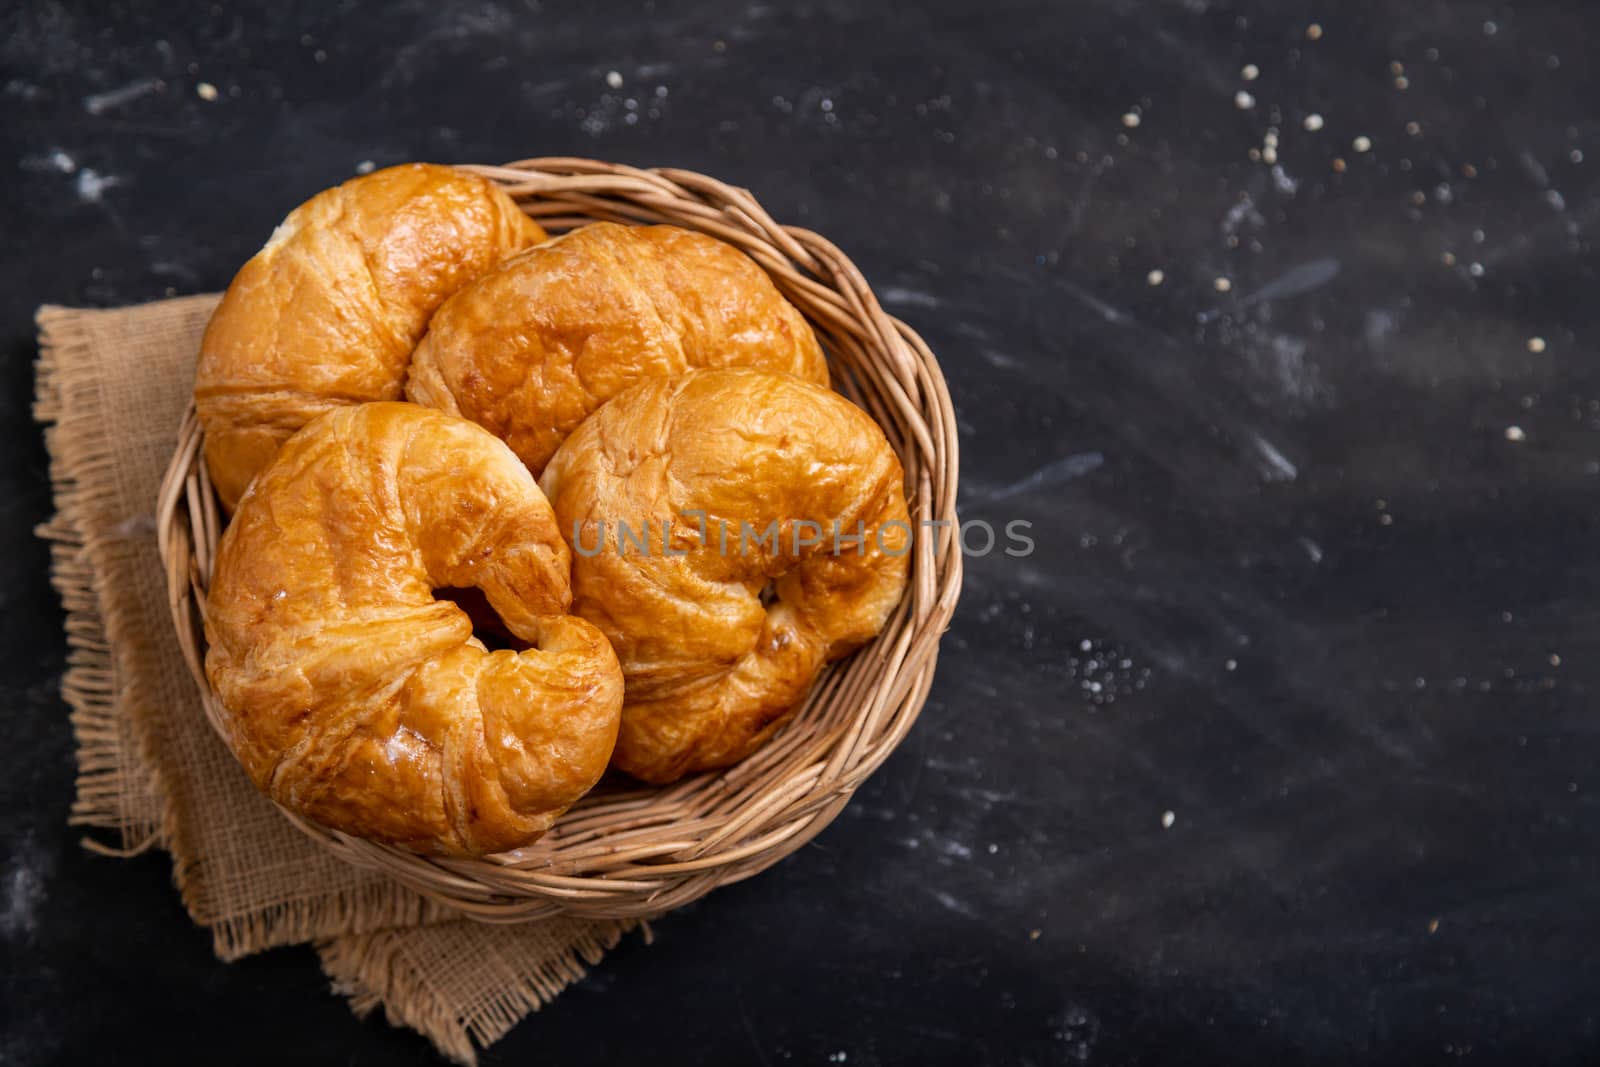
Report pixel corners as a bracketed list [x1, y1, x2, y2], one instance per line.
[156, 157, 962, 921]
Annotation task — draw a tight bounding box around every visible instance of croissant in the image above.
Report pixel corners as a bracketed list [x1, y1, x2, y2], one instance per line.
[194, 163, 546, 510]
[406, 222, 829, 475]
[204, 402, 624, 856]
[540, 369, 911, 784]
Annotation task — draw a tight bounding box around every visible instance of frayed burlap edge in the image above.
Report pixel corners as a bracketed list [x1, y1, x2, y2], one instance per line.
[34, 304, 167, 854]
[318, 919, 648, 1066]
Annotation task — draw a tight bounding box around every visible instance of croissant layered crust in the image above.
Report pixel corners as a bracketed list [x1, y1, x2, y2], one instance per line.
[540, 369, 911, 784]
[195, 167, 917, 843]
[194, 163, 547, 510]
[405, 222, 829, 475]
[204, 402, 624, 856]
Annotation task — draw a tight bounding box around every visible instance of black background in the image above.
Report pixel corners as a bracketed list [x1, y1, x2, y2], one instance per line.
[5, 1, 1600, 1064]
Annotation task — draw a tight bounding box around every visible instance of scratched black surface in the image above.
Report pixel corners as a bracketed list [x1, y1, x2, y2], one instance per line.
[4, 1, 1600, 1064]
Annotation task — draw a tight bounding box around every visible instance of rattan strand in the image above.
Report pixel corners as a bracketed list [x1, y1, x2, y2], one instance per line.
[155, 157, 962, 920]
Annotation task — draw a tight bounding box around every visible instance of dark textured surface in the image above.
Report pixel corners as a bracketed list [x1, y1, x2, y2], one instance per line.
[4, 1, 1599, 1064]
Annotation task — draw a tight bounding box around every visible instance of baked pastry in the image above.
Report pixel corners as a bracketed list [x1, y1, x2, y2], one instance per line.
[194, 163, 546, 510]
[540, 369, 911, 784]
[204, 402, 623, 856]
[406, 222, 829, 475]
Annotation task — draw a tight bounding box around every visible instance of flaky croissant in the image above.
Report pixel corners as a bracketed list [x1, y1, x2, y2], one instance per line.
[405, 222, 829, 475]
[540, 369, 911, 784]
[204, 402, 623, 856]
[194, 163, 546, 510]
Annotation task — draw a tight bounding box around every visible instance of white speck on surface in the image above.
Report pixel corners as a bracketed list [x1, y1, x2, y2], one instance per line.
[1241, 63, 1260, 81]
[1147, 269, 1165, 286]
[1353, 135, 1372, 152]
[36, 148, 78, 173]
[74, 169, 119, 202]
[929, 890, 977, 918]
[1505, 426, 1526, 442]
[195, 81, 218, 101]
[1483, 19, 1498, 35]
[1053, 1002, 1101, 1060]
[83, 77, 163, 116]
[1394, 75, 1410, 90]
[878, 286, 940, 309]
[605, 69, 623, 89]
[1250, 433, 1297, 480]
[1214, 276, 1233, 292]
[1225, 658, 1238, 671]
[1469, 262, 1485, 277]
[1428, 918, 1440, 934]
[1527, 336, 1547, 354]
[1270, 164, 1299, 194]
[1161, 810, 1176, 829]
[1306, 22, 1322, 40]
[1303, 113, 1325, 132]
[2, 836, 49, 940]
[1234, 90, 1256, 110]
[1550, 653, 1562, 667]
[1222, 194, 1265, 235]
[1122, 111, 1141, 128]
[1250, 331, 1320, 400]
[1364, 309, 1397, 346]
[355, 159, 376, 174]
[1079, 639, 1093, 652]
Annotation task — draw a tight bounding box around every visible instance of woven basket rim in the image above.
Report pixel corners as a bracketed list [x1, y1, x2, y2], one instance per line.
[156, 156, 962, 921]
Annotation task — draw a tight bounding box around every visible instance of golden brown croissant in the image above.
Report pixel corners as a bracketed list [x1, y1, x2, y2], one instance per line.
[405, 222, 829, 475]
[204, 402, 623, 856]
[194, 163, 546, 510]
[540, 369, 911, 784]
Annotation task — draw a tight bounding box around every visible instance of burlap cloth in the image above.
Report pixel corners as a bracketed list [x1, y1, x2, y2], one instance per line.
[34, 295, 645, 1064]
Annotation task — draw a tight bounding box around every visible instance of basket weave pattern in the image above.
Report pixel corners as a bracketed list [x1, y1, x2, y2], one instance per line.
[157, 158, 962, 921]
